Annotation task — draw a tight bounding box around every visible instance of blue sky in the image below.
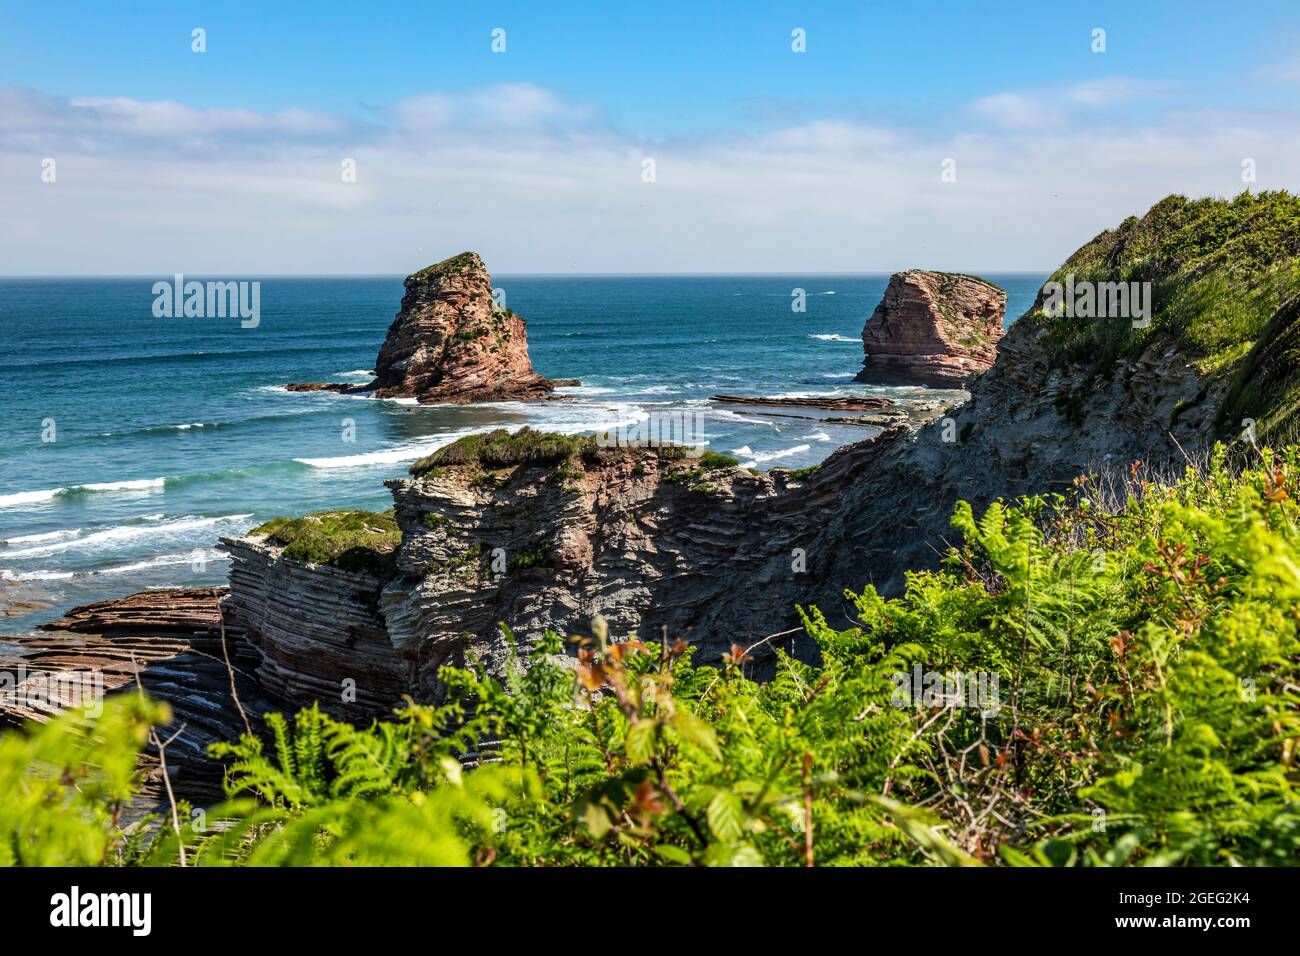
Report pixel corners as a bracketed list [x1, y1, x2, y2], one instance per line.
[2, 1, 1298, 273]
[7, 1, 1298, 135]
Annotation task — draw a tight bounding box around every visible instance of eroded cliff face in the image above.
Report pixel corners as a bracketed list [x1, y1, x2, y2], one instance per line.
[401, 300, 1215, 670]
[856, 271, 1006, 388]
[377, 438, 914, 693]
[824, 309, 1223, 596]
[220, 536, 409, 720]
[214, 291, 1223, 704]
[370, 252, 554, 403]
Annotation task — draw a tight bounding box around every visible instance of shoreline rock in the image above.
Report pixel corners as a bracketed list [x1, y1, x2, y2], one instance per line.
[0, 587, 274, 807]
[855, 270, 1006, 388]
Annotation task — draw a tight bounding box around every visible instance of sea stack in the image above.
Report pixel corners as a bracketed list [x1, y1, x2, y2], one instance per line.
[855, 270, 1006, 389]
[365, 251, 556, 403]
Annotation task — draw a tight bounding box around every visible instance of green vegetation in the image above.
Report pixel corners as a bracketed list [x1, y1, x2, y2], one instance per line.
[508, 544, 551, 572]
[1030, 191, 1300, 440]
[0, 695, 168, 865]
[411, 428, 598, 477]
[699, 451, 740, 469]
[11, 443, 1299, 866]
[663, 449, 740, 485]
[782, 463, 822, 481]
[408, 251, 482, 282]
[427, 541, 485, 578]
[421, 512, 452, 531]
[250, 509, 400, 575]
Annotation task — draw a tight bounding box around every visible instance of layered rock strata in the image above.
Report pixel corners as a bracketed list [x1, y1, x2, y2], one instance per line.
[219, 535, 408, 721]
[855, 271, 1006, 387]
[0, 588, 273, 805]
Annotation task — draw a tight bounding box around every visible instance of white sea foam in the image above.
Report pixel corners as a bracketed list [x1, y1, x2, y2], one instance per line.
[4, 568, 74, 581]
[561, 385, 618, 395]
[94, 550, 229, 576]
[1, 514, 252, 558]
[803, 431, 832, 442]
[706, 408, 782, 429]
[741, 444, 812, 467]
[0, 488, 63, 508]
[4, 549, 229, 582]
[337, 392, 417, 406]
[336, 369, 374, 378]
[2, 528, 81, 546]
[80, 478, 166, 493]
[295, 431, 483, 469]
[0, 477, 166, 509]
[296, 444, 442, 469]
[808, 333, 858, 343]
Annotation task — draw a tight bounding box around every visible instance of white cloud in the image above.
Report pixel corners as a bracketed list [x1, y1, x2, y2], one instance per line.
[969, 92, 1060, 130]
[1, 83, 1297, 274]
[1258, 49, 1300, 84]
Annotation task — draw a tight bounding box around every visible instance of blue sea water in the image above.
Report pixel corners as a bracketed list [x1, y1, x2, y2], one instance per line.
[0, 273, 1044, 631]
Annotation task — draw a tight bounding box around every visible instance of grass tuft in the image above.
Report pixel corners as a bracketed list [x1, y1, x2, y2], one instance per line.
[411, 428, 598, 477]
[250, 509, 400, 575]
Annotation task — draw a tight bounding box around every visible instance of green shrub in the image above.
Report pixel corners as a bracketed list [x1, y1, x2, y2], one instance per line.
[508, 544, 551, 572]
[421, 512, 451, 531]
[784, 463, 821, 480]
[698, 451, 739, 470]
[0, 695, 169, 866]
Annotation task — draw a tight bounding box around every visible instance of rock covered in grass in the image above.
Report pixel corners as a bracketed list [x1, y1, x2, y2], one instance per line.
[410, 427, 598, 476]
[855, 270, 1006, 388]
[246, 509, 400, 575]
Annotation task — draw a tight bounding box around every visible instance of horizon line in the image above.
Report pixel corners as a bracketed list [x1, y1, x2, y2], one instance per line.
[0, 270, 1053, 279]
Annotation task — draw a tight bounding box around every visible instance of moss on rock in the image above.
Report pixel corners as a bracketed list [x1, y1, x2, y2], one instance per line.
[250, 509, 400, 574]
[411, 427, 598, 477]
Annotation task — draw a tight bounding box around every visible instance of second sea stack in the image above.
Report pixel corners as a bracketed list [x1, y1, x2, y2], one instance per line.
[855, 270, 1006, 389]
[369, 251, 555, 404]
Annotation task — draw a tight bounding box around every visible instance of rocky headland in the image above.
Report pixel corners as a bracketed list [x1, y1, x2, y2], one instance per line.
[855, 270, 1006, 388]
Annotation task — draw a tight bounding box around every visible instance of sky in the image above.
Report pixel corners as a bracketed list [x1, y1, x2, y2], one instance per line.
[1, 0, 1299, 274]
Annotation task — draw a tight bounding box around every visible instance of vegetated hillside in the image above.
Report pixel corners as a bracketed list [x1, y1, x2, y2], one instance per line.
[1030, 190, 1300, 441]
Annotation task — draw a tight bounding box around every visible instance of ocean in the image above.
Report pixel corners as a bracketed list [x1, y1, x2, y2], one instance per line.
[0, 273, 1045, 632]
